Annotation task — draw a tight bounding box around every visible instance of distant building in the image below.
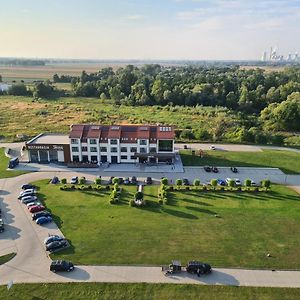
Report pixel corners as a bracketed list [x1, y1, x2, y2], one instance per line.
[26, 124, 176, 164]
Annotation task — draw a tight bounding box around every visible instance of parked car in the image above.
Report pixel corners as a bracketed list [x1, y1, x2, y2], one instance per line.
[230, 167, 238, 173]
[26, 201, 42, 208]
[183, 145, 188, 149]
[70, 176, 78, 184]
[182, 178, 190, 185]
[21, 195, 38, 203]
[186, 261, 212, 275]
[204, 166, 211, 172]
[212, 167, 219, 173]
[50, 260, 74, 273]
[46, 240, 68, 252]
[29, 205, 45, 213]
[36, 216, 52, 225]
[0, 219, 4, 233]
[50, 176, 59, 184]
[124, 177, 130, 185]
[235, 178, 242, 186]
[44, 235, 65, 245]
[145, 177, 153, 184]
[108, 176, 115, 184]
[251, 180, 257, 186]
[210, 145, 216, 150]
[225, 178, 232, 185]
[217, 179, 226, 186]
[18, 189, 36, 199]
[131, 176, 137, 184]
[21, 184, 35, 190]
[32, 211, 51, 221]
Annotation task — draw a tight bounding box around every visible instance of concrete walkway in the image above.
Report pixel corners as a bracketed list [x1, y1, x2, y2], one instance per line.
[1, 170, 300, 287]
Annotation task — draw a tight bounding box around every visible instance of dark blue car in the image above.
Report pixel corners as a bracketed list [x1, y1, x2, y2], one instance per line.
[36, 216, 52, 225]
[217, 179, 226, 186]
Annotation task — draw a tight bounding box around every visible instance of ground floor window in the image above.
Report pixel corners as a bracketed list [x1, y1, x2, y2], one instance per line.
[82, 155, 88, 163]
[39, 150, 49, 162]
[49, 150, 58, 162]
[101, 155, 107, 163]
[30, 150, 39, 162]
[121, 155, 127, 160]
[111, 156, 118, 163]
[91, 155, 98, 163]
[72, 155, 79, 162]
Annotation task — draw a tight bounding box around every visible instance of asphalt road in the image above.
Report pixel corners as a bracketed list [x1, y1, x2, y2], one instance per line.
[1, 170, 300, 287]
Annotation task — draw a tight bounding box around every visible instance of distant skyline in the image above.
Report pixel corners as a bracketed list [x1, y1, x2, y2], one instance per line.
[0, 0, 299, 60]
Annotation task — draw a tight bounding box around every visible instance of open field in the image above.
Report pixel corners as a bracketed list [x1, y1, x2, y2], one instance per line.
[0, 253, 15, 265]
[0, 148, 28, 178]
[1, 283, 300, 300]
[0, 63, 124, 83]
[0, 96, 230, 141]
[180, 149, 300, 174]
[35, 180, 300, 269]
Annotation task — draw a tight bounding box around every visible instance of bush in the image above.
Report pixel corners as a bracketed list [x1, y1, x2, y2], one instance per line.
[95, 178, 102, 185]
[112, 177, 119, 185]
[61, 178, 67, 184]
[193, 179, 200, 186]
[114, 183, 120, 191]
[96, 185, 102, 190]
[79, 177, 86, 185]
[220, 186, 225, 192]
[70, 185, 75, 190]
[161, 178, 168, 185]
[169, 186, 174, 191]
[110, 199, 115, 204]
[130, 199, 136, 207]
[158, 199, 163, 205]
[135, 191, 144, 200]
[236, 186, 242, 192]
[176, 179, 183, 186]
[202, 186, 207, 191]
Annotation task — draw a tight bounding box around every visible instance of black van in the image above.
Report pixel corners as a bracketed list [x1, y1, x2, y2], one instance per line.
[50, 260, 74, 272]
[186, 261, 212, 275]
[8, 157, 19, 169]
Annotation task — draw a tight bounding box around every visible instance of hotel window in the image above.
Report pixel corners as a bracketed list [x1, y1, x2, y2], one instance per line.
[110, 139, 118, 145]
[89, 139, 97, 144]
[130, 147, 137, 153]
[130, 155, 136, 160]
[121, 155, 127, 160]
[111, 147, 118, 153]
[150, 147, 156, 153]
[140, 148, 147, 153]
[81, 146, 88, 152]
[90, 147, 97, 152]
[100, 147, 107, 152]
[121, 147, 127, 153]
[139, 139, 147, 145]
[71, 139, 78, 144]
[72, 155, 79, 162]
[72, 147, 79, 152]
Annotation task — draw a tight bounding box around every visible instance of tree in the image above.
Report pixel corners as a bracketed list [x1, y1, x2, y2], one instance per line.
[193, 179, 200, 186]
[161, 177, 168, 185]
[211, 179, 217, 190]
[33, 82, 55, 98]
[176, 179, 183, 186]
[244, 179, 251, 190]
[262, 179, 271, 191]
[8, 84, 28, 96]
[228, 179, 235, 190]
[0, 75, 2, 82]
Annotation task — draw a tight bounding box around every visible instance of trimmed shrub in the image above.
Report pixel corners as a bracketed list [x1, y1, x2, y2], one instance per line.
[161, 178, 168, 185]
[95, 178, 102, 185]
[220, 186, 225, 192]
[70, 185, 75, 190]
[61, 178, 67, 184]
[135, 191, 144, 200]
[106, 185, 110, 190]
[112, 177, 119, 185]
[176, 179, 183, 186]
[202, 185, 207, 191]
[193, 179, 200, 186]
[158, 199, 163, 205]
[130, 199, 136, 207]
[169, 186, 174, 191]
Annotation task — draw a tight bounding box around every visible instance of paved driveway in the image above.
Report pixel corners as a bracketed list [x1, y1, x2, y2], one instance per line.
[1, 171, 300, 287]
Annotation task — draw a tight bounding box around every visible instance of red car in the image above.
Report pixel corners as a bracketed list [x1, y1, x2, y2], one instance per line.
[28, 205, 45, 213]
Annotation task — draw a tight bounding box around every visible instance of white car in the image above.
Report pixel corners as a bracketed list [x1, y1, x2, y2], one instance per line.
[235, 179, 242, 186]
[210, 145, 216, 150]
[226, 178, 232, 185]
[19, 188, 35, 196]
[251, 180, 256, 186]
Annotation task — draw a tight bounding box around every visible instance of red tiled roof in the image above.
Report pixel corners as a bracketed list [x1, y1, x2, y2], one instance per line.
[69, 124, 175, 141]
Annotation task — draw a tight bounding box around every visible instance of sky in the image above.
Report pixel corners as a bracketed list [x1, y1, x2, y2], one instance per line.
[0, 0, 300, 60]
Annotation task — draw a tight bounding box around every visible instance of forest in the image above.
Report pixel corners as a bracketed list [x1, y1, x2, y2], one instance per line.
[1, 65, 300, 145]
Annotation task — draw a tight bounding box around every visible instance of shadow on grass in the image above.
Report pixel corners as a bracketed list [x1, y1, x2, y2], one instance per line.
[161, 206, 198, 219]
[185, 206, 217, 215]
[179, 196, 214, 207]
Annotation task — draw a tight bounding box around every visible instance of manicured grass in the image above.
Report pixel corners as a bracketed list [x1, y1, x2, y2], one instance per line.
[35, 180, 300, 269]
[180, 149, 300, 174]
[0, 253, 16, 265]
[1, 283, 300, 300]
[0, 148, 28, 178]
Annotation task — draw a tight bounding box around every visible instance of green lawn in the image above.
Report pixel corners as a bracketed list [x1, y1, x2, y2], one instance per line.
[1, 283, 300, 300]
[180, 149, 300, 174]
[0, 148, 28, 178]
[0, 253, 16, 265]
[35, 180, 300, 269]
